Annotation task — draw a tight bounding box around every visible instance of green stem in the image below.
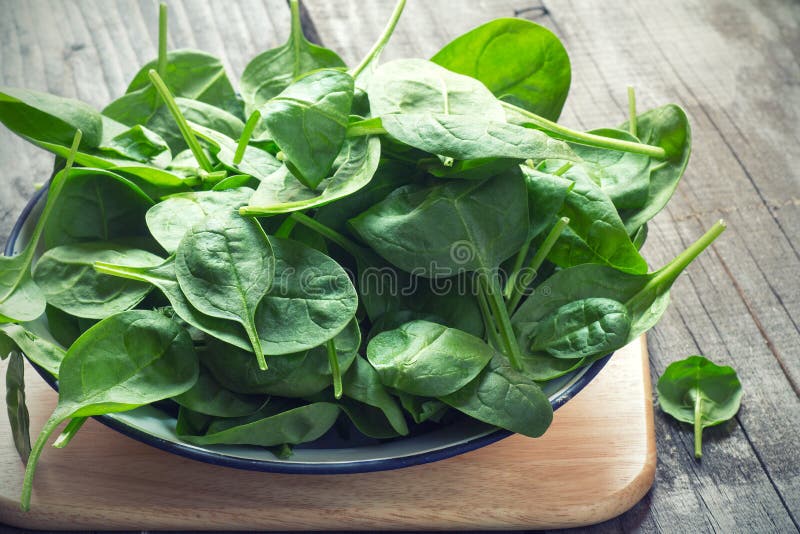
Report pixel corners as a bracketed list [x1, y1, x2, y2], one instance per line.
[245, 322, 267, 371]
[481, 274, 522, 370]
[694, 392, 703, 459]
[507, 217, 570, 313]
[93, 261, 149, 281]
[148, 69, 213, 172]
[274, 216, 297, 239]
[157, 3, 168, 79]
[234, 110, 261, 165]
[52, 417, 87, 449]
[327, 339, 342, 399]
[289, 212, 363, 258]
[503, 241, 532, 300]
[476, 283, 503, 350]
[501, 101, 666, 159]
[346, 118, 387, 138]
[626, 220, 726, 311]
[627, 86, 637, 138]
[350, 0, 407, 79]
[20, 413, 65, 511]
[553, 162, 573, 176]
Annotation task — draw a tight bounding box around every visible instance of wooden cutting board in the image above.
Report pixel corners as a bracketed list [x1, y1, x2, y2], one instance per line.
[0, 336, 655, 531]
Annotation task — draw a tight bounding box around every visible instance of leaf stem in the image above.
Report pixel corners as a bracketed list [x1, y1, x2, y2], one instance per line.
[502, 101, 666, 159]
[350, 0, 407, 79]
[52, 417, 87, 448]
[480, 274, 522, 370]
[157, 3, 168, 79]
[694, 391, 703, 459]
[148, 69, 213, 172]
[234, 110, 261, 165]
[289, 212, 363, 258]
[476, 284, 503, 350]
[274, 215, 297, 239]
[346, 118, 387, 138]
[627, 86, 637, 138]
[507, 217, 570, 313]
[327, 339, 342, 399]
[244, 322, 267, 371]
[626, 220, 726, 311]
[20, 413, 65, 511]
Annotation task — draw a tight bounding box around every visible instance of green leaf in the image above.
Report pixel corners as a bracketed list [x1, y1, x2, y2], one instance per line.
[0, 87, 102, 147]
[6, 351, 31, 463]
[522, 166, 574, 239]
[172, 364, 265, 418]
[32, 242, 163, 319]
[342, 355, 408, 436]
[262, 69, 354, 189]
[0, 323, 66, 378]
[367, 320, 494, 397]
[431, 18, 570, 121]
[657, 355, 742, 458]
[190, 124, 281, 181]
[440, 354, 552, 437]
[21, 310, 198, 511]
[98, 124, 172, 166]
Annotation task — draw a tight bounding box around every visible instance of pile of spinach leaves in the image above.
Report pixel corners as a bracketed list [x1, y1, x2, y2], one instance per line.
[0, 1, 725, 511]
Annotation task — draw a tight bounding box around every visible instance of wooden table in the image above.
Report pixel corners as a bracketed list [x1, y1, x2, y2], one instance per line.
[1, 0, 798, 532]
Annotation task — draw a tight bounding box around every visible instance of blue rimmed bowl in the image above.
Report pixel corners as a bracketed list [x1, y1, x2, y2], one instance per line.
[6, 186, 611, 474]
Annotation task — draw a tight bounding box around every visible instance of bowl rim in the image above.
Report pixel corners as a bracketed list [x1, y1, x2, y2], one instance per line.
[5, 185, 612, 474]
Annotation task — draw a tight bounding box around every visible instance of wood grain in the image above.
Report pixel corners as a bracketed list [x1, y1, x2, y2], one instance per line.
[0, 0, 798, 532]
[0, 338, 654, 531]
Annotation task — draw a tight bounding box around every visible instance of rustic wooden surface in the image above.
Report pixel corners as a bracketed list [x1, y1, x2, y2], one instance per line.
[0, 337, 655, 531]
[0, 0, 798, 532]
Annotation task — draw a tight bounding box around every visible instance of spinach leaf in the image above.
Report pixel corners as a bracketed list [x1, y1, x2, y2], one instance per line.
[98, 124, 171, 166]
[21, 310, 198, 511]
[6, 351, 31, 462]
[262, 69, 354, 189]
[145, 97, 245, 153]
[395, 392, 449, 424]
[440, 354, 553, 437]
[240, 0, 345, 117]
[177, 402, 340, 447]
[145, 188, 254, 254]
[342, 355, 408, 436]
[432, 18, 571, 121]
[190, 124, 281, 181]
[172, 364, 265, 418]
[657, 355, 742, 458]
[367, 320, 494, 397]
[175, 213, 275, 370]
[241, 135, 381, 215]
[528, 298, 631, 359]
[32, 242, 163, 319]
[0, 323, 66, 378]
[618, 105, 691, 232]
[201, 320, 360, 397]
[0, 87, 102, 147]
[522, 166, 574, 239]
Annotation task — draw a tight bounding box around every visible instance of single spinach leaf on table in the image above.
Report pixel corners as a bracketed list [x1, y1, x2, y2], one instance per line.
[618, 104, 691, 233]
[20, 310, 199, 511]
[200, 319, 361, 397]
[657, 355, 742, 458]
[175, 212, 275, 370]
[172, 364, 265, 418]
[241, 135, 381, 215]
[176, 401, 340, 447]
[5, 351, 31, 463]
[367, 320, 494, 397]
[0, 87, 102, 148]
[261, 69, 354, 189]
[440, 353, 553, 437]
[32, 242, 163, 319]
[240, 0, 345, 117]
[431, 18, 571, 121]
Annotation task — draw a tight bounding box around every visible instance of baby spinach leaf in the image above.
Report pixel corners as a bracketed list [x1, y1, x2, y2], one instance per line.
[145, 188, 254, 254]
[0, 323, 66, 378]
[21, 310, 198, 511]
[43, 168, 154, 249]
[528, 298, 631, 359]
[241, 135, 381, 215]
[395, 392, 449, 424]
[368, 58, 505, 119]
[190, 124, 281, 181]
[375, 113, 580, 163]
[201, 320, 360, 397]
[172, 364, 265, 418]
[98, 124, 171, 166]
[522, 166, 574, 239]
[0, 87, 102, 147]
[618, 105, 691, 232]
[32, 242, 163, 319]
[367, 320, 494, 397]
[431, 18, 571, 121]
[6, 351, 31, 463]
[262, 69, 354, 189]
[657, 355, 742, 458]
[350, 170, 528, 276]
[145, 97, 245, 153]
[342, 355, 408, 436]
[175, 213, 275, 370]
[240, 0, 345, 116]
[440, 353, 553, 437]
[177, 402, 340, 447]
